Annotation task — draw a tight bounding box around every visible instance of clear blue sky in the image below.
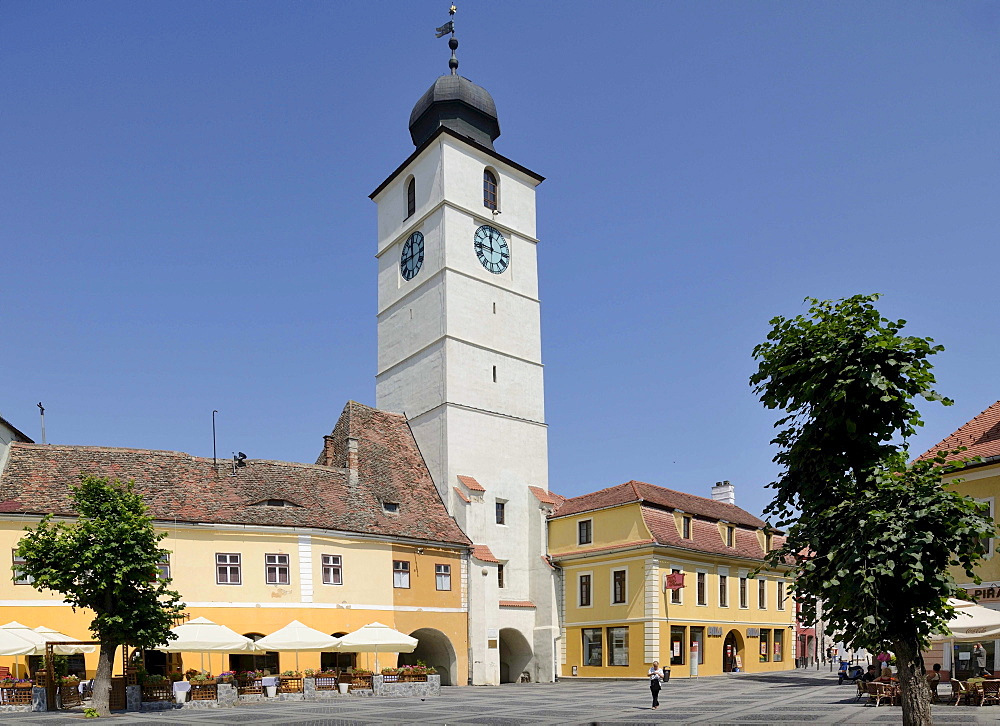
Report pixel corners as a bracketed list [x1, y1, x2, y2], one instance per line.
[4, 2, 998, 520]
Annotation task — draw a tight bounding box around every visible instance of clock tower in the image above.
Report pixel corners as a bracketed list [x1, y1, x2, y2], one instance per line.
[370, 23, 557, 686]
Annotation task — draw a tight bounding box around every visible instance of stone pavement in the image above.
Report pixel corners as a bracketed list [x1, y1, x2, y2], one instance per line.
[1, 670, 996, 725]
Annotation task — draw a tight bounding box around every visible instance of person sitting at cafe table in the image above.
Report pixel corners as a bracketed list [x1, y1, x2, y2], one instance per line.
[874, 667, 896, 683]
[862, 664, 880, 683]
[926, 663, 942, 686]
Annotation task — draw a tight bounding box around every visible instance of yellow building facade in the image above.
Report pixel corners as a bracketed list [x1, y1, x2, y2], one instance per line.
[0, 402, 472, 684]
[918, 400, 1000, 678]
[549, 481, 795, 678]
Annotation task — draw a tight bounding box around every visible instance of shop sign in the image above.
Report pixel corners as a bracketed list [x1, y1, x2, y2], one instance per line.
[707, 626, 723, 637]
[664, 572, 685, 590]
[747, 628, 760, 637]
[967, 584, 1000, 602]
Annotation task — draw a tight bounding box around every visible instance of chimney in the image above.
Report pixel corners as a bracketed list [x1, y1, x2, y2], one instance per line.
[711, 480, 735, 506]
[346, 437, 359, 488]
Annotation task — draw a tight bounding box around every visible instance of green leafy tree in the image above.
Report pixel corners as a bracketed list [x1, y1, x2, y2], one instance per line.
[751, 294, 994, 726]
[15, 475, 184, 716]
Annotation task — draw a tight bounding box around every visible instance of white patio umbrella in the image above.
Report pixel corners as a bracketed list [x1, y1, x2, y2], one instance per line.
[253, 620, 341, 673]
[933, 599, 1000, 640]
[0, 629, 38, 680]
[33, 626, 96, 654]
[156, 617, 261, 675]
[335, 622, 417, 672]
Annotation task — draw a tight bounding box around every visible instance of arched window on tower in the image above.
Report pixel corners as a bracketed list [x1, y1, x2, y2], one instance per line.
[483, 169, 498, 211]
[406, 177, 416, 219]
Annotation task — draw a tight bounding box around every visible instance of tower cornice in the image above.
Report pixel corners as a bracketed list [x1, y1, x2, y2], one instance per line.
[370, 125, 544, 201]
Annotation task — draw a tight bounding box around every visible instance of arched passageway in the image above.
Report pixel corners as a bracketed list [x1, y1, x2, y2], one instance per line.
[723, 630, 745, 673]
[399, 628, 458, 686]
[498, 627, 533, 684]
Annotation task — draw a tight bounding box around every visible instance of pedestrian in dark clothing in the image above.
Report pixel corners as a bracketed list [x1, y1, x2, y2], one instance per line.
[648, 660, 664, 709]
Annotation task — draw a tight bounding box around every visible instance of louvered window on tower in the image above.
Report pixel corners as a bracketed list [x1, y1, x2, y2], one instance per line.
[483, 169, 498, 210]
[406, 177, 415, 218]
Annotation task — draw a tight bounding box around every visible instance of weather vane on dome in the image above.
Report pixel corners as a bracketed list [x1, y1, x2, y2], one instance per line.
[435, 5, 459, 75]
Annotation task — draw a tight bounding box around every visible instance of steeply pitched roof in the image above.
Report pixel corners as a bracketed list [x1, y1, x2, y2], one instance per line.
[0, 401, 469, 546]
[641, 506, 781, 560]
[528, 486, 563, 507]
[553, 480, 766, 529]
[917, 401, 1000, 464]
[457, 475, 485, 492]
[0, 416, 33, 444]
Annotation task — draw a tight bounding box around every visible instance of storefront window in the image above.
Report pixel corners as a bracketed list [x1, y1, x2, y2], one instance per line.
[670, 626, 686, 666]
[774, 630, 784, 661]
[607, 627, 629, 666]
[690, 626, 705, 665]
[759, 629, 770, 662]
[582, 628, 603, 666]
[954, 641, 995, 680]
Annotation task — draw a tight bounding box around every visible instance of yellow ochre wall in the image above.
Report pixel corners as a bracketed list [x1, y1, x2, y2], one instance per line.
[944, 463, 1000, 588]
[551, 503, 795, 679]
[0, 520, 467, 680]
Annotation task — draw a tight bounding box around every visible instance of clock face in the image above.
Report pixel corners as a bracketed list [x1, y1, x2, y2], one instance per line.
[474, 225, 509, 274]
[400, 231, 424, 281]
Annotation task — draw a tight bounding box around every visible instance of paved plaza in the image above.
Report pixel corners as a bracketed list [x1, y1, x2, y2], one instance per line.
[2, 671, 997, 725]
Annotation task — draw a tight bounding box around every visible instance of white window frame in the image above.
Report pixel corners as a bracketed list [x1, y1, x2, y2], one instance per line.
[216, 553, 241, 585]
[155, 553, 170, 581]
[322, 554, 343, 585]
[578, 571, 594, 608]
[758, 578, 767, 610]
[435, 563, 451, 591]
[265, 553, 290, 585]
[738, 569, 749, 609]
[610, 567, 627, 605]
[777, 580, 786, 610]
[393, 560, 410, 589]
[578, 519, 593, 545]
[12, 551, 33, 585]
[696, 569, 707, 606]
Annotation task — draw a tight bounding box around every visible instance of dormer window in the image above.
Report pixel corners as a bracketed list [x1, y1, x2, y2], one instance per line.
[252, 499, 300, 508]
[682, 516, 692, 540]
[727, 526, 735, 547]
[483, 169, 498, 210]
[406, 177, 416, 219]
[383, 501, 400, 514]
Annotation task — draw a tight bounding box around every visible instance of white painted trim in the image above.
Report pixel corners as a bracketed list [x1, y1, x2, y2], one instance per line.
[565, 616, 793, 628]
[577, 571, 594, 609]
[610, 567, 627, 606]
[297, 534, 313, 603]
[0, 600, 466, 613]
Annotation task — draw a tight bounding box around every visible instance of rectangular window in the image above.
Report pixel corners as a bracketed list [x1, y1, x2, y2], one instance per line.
[582, 628, 603, 666]
[682, 516, 691, 539]
[697, 572, 707, 606]
[578, 519, 592, 545]
[759, 629, 771, 662]
[435, 563, 451, 591]
[612, 569, 626, 604]
[777, 581, 785, 610]
[670, 568, 682, 605]
[758, 579, 767, 609]
[498, 563, 505, 589]
[607, 627, 629, 666]
[774, 630, 784, 662]
[216, 553, 241, 585]
[156, 553, 170, 581]
[265, 554, 290, 585]
[579, 573, 592, 607]
[322, 554, 343, 585]
[393, 560, 410, 588]
[727, 526, 735, 547]
[739, 576, 748, 608]
[670, 626, 686, 666]
[690, 626, 705, 664]
[495, 500, 506, 525]
[12, 552, 33, 585]
[719, 574, 729, 608]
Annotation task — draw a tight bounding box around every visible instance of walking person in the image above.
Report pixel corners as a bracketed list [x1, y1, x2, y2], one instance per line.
[648, 660, 664, 709]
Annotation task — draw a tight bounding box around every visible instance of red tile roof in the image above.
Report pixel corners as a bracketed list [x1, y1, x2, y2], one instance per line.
[553, 480, 765, 529]
[549, 538, 656, 559]
[471, 544, 500, 563]
[499, 600, 535, 608]
[642, 507, 781, 560]
[917, 401, 1000, 463]
[453, 487, 471, 503]
[528, 486, 563, 506]
[0, 401, 469, 547]
[457, 475, 485, 492]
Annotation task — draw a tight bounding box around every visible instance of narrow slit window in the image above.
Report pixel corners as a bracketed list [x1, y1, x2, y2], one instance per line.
[492, 366, 497, 383]
[483, 169, 498, 210]
[406, 178, 415, 219]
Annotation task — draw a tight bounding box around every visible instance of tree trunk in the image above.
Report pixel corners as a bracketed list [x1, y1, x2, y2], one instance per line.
[91, 641, 118, 717]
[894, 637, 931, 726]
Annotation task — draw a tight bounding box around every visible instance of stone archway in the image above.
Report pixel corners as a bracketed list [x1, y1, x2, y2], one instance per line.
[498, 628, 533, 684]
[398, 628, 458, 686]
[723, 630, 745, 673]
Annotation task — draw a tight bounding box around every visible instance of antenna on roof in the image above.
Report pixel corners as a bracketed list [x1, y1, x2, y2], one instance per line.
[212, 410, 219, 476]
[36, 402, 46, 445]
[231, 451, 247, 477]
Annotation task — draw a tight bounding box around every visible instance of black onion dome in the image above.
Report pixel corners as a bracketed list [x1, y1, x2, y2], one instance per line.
[408, 75, 501, 149]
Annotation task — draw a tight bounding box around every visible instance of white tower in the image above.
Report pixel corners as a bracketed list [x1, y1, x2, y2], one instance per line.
[371, 28, 557, 685]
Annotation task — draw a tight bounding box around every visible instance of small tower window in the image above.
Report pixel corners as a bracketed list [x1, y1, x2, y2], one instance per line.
[406, 177, 416, 219]
[483, 169, 498, 210]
